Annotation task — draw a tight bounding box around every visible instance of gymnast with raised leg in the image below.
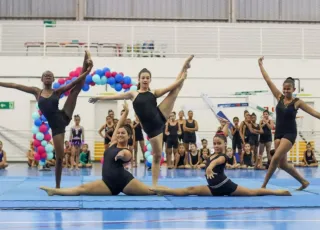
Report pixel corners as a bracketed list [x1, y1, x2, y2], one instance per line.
[89, 55, 194, 187]
[0, 51, 93, 188]
[40, 101, 158, 196]
[151, 134, 291, 197]
[258, 56, 320, 190]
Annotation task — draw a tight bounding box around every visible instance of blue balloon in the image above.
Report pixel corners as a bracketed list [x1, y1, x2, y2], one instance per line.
[41, 115, 47, 122]
[147, 143, 152, 151]
[107, 77, 115, 85]
[100, 76, 107, 85]
[110, 84, 115, 88]
[115, 83, 123, 92]
[47, 152, 54, 160]
[131, 80, 137, 85]
[144, 151, 152, 159]
[32, 112, 40, 120]
[123, 76, 131, 84]
[34, 118, 42, 127]
[92, 74, 101, 84]
[41, 140, 48, 147]
[85, 74, 92, 84]
[146, 155, 153, 168]
[115, 74, 123, 83]
[36, 132, 44, 141]
[130, 85, 138, 91]
[103, 67, 110, 74]
[82, 84, 90, 91]
[95, 69, 103, 76]
[45, 123, 50, 129]
[39, 161, 45, 166]
[53, 82, 60, 89]
[32, 126, 39, 134]
[45, 144, 54, 152]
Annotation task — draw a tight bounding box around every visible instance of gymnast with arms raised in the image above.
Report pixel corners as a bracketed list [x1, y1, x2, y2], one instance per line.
[0, 51, 92, 188]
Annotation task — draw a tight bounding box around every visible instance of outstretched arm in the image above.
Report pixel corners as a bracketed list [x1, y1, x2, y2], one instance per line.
[205, 156, 226, 179]
[89, 91, 133, 103]
[258, 57, 282, 101]
[297, 100, 320, 119]
[110, 100, 129, 143]
[0, 82, 40, 97]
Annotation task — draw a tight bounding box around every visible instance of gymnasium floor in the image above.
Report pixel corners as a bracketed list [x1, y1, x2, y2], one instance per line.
[0, 163, 319, 230]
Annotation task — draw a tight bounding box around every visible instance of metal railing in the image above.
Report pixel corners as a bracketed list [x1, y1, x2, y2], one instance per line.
[2, 23, 320, 58]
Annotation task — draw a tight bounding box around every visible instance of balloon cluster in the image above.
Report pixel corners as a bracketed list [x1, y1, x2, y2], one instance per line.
[143, 136, 165, 168]
[52, 66, 138, 98]
[31, 103, 54, 166]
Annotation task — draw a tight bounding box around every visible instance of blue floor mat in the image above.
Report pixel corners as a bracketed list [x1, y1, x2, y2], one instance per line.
[0, 176, 319, 210]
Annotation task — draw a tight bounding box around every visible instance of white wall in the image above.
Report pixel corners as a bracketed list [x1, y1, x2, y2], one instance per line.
[1, 56, 320, 160]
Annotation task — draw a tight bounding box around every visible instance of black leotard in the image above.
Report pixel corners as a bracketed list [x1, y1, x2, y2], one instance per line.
[206, 153, 238, 196]
[167, 122, 179, 149]
[226, 156, 234, 165]
[260, 120, 272, 143]
[249, 123, 260, 146]
[189, 152, 199, 165]
[183, 120, 196, 143]
[133, 91, 166, 138]
[38, 90, 71, 136]
[274, 95, 299, 145]
[71, 126, 83, 147]
[104, 125, 114, 145]
[243, 152, 253, 167]
[232, 127, 242, 150]
[177, 153, 185, 166]
[133, 121, 144, 141]
[102, 144, 134, 195]
[305, 151, 315, 164]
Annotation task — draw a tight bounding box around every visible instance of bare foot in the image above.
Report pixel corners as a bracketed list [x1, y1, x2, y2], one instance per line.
[296, 180, 310, 191]
[277, 190, 292, 196]
[40, 186, 55, 196]
[149, 187, 165, 196]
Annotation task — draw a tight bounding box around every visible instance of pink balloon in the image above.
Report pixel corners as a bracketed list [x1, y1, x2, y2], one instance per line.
[58, 78, 65, 85]
[122, 84, 130, 89]
[33, 139, 41, 147]
[160, 157, 164, 165]
[34, 153, 41, 161]
[105, 72, 112, 78]
[40, 152, 47, 159]
[37, 146, 45, 154]
[44, 133, 52, 141]
[39, 124, 48, 133]
[111, 71, 117, 77]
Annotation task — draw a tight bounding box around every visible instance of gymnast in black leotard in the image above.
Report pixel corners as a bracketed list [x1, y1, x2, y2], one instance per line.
[40, 101, 158, 196]
[0, 51, 92, 188]
[89, 55, 194, 187]
[151, 134, 291, 197]
[258, 56, 320, 190]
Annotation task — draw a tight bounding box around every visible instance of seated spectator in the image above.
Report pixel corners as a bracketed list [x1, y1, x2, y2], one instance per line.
[240, 143, 254, 169]
[226, 147, 240, 169]
[188, 143, 201, 169]
[79, 144, 92, 168]
[0, 141, 8, 169]
[199, 148, 210, 169]
[295, 143, 318, 167]
[174, 144, 191, 169]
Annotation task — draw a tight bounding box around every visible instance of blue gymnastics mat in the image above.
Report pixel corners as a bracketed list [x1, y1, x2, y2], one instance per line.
[0, 177, 319, 210]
